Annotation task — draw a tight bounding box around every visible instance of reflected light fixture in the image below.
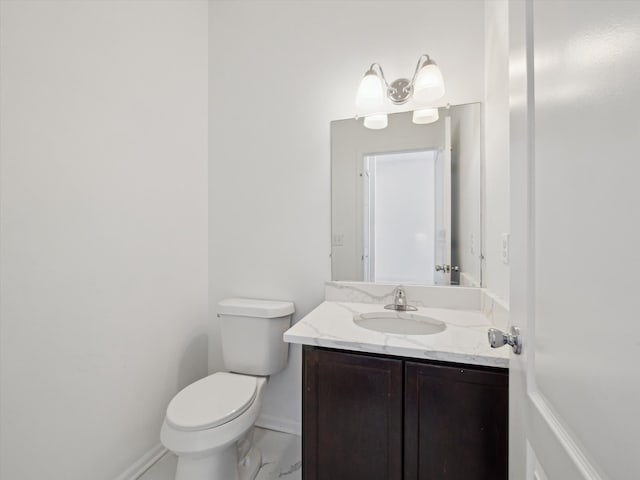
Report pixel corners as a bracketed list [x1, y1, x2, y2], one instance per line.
[355, 54, 445, 129]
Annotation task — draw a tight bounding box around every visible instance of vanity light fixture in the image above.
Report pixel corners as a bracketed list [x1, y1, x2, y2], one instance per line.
[355, 54, 445, 129]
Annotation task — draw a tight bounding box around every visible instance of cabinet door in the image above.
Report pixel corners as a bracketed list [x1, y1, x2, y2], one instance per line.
[303, 347, 403, 480]
[404, 362, 508, 480]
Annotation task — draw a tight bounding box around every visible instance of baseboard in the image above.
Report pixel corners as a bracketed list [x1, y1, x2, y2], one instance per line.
[113, 443, 168, 480]
[255, 414, 301, 436]
[112, 418, 297, 480]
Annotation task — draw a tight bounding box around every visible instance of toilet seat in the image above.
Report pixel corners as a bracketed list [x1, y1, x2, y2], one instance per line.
[166, 372, 257, 432]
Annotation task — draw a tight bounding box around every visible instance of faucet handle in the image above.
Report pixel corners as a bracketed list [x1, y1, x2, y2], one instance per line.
[393, 286, 407, 306]
[385, 286, 417, 311]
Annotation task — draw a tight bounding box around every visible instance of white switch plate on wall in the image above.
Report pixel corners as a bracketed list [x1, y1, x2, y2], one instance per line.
[501, 233, 510, 264]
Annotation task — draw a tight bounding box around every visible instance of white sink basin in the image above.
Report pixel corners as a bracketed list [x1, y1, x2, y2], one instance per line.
[353, 311, 446, 335]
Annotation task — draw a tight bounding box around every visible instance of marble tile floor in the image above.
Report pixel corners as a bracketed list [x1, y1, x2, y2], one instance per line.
[138, 427, 301, 480]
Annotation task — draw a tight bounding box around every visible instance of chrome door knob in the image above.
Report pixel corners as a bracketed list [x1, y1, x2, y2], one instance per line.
[487, 326, 523, 355]
[435, 265, 460, 273]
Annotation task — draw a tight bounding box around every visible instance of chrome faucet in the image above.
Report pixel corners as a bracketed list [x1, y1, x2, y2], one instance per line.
[384, 286, 418, 312]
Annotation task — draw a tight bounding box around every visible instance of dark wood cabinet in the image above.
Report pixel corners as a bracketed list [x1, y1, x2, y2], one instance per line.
[303, 347, 403, 480]
[404, 361, 508, 480]
[303, 346, 508, 480]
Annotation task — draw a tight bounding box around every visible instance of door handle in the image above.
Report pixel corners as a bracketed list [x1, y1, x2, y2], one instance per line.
[487, 326, 523, 354]
[435, 265, 460, 273]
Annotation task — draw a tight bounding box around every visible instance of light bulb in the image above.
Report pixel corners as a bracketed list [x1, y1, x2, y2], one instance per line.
[413, 61, 445, 102]
[412, 108, 439, 125]
[363, 114, 388, 130]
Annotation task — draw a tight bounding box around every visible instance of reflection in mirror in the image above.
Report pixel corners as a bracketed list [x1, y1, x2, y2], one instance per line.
[331, 103, 482, 286]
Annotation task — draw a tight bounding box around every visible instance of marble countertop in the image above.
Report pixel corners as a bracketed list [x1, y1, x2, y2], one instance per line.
[284, 301, 509, 368]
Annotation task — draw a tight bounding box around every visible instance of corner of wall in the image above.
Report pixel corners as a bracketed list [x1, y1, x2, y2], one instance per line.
[482, 0, 511, 306]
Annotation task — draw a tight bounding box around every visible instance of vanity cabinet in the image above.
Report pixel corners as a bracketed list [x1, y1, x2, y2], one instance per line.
[303, 347, 403, 480]
[303, 346, 508, 480]
[404, 361, 508, 480]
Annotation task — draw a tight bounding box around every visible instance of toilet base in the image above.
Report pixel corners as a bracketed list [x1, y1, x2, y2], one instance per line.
[175, 446, 238, 480]
[238, 445, 262, 480]
[173, 443, 262, 480]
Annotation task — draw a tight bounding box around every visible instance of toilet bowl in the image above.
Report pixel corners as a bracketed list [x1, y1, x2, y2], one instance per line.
[161, 298, 295, 480]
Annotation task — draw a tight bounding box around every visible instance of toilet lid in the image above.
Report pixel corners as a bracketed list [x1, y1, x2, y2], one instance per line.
[166, 372, 257, 431]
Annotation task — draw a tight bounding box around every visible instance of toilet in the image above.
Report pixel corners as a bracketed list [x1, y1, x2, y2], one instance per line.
[160, 298, 295, 480]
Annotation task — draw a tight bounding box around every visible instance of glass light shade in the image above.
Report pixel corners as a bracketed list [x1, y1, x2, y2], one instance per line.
[356, 70, 386, 115]
[413, 62, 445, 102]
[412, 107, 439, 125]
[363, 114, 388, 130]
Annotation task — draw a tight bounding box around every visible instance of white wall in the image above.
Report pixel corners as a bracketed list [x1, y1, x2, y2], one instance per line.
[208, 0, 486, 432]
[484, 0, 511, 302]
[0, 2, 208, 479]
[450, 103, 482, 286]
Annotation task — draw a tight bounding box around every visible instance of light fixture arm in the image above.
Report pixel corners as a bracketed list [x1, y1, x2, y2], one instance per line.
[368, 63, 390, 90]
[410, 54, 433, 85]
[371, 54, 433, 106]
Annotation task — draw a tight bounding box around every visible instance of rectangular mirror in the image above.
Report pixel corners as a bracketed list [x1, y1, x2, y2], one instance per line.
[331, 103, 482, 286]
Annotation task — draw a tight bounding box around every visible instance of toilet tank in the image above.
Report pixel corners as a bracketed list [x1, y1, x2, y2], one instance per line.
[217, 298, 295, 376]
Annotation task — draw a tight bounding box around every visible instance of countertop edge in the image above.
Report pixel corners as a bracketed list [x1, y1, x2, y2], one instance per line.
[284, 332, 510, 369]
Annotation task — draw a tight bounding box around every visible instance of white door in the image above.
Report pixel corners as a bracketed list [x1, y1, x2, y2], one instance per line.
[363, 150, 440, 285]
[509, 1, 640, 479]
